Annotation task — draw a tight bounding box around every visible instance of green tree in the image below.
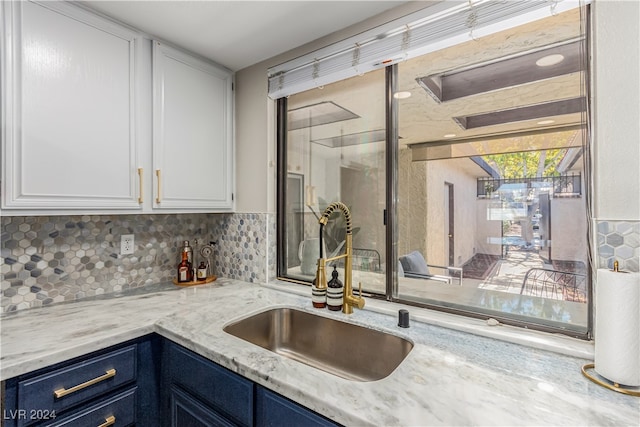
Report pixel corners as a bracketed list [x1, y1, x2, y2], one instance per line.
[480, 129, 578, 179]
[485, 149, 566, 179]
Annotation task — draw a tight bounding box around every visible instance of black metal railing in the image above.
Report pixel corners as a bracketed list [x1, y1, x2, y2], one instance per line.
[332, 248, 382, 272]
[477, 173, 581, 198]
[520, 268, 587, 303]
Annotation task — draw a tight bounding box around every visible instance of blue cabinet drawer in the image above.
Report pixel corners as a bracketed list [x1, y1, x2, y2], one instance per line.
[17, 345, 137, 424]
[167, 343, 254, 426]
[45, 387, 137, 427]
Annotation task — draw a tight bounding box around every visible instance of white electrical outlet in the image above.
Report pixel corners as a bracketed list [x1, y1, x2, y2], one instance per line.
[121, 234, 134, 255]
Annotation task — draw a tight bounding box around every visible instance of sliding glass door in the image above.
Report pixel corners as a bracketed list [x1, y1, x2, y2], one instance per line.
[279, 69, 388, 294]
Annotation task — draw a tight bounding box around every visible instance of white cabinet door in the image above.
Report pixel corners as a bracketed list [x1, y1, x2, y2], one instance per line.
[152, 42, 234, 211]
[1, 1, 141, 211]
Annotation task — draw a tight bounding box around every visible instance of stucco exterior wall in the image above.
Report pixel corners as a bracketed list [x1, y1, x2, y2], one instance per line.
[398, 148, 428, 259]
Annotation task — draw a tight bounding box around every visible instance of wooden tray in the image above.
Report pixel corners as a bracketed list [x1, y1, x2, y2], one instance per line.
[173, 276, 217, 287]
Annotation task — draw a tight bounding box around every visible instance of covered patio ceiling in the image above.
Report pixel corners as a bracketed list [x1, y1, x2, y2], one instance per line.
[287, 7, 586, 151]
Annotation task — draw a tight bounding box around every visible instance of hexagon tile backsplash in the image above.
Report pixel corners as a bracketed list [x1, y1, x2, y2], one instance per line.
[596, 220, 639, 272]
[1, 213, 275, 313]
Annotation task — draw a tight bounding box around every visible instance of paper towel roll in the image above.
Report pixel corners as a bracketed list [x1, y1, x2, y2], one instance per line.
[595, 269, 640, 386]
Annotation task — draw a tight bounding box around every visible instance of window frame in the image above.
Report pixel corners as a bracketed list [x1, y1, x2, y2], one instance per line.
[276, 10, 593, 340]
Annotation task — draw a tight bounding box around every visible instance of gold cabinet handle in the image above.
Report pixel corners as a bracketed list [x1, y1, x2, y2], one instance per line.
[53, 369, 116, 399]
[137, 168, 144, 204]
[155, 169, 162, 203]
[98, 416, 116, 427]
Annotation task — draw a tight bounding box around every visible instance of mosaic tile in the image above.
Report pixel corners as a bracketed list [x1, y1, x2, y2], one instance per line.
[1, 213, 273, 313]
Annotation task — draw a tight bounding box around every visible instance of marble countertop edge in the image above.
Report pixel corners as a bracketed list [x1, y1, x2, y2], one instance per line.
[0, 325, 156, 381]
[1, 279, 637, 427]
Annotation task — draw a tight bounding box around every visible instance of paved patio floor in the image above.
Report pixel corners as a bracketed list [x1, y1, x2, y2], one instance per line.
[477, 249, 550, 295]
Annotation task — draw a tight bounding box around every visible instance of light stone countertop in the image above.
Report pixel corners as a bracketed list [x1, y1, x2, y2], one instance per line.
[1, 279, 639, 426]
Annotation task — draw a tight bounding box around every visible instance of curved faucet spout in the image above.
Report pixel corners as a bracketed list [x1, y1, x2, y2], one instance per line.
[319, 202, 353, 234]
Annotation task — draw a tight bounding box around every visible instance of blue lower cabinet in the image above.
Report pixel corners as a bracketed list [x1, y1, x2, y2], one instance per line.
[162, 341, 254, 427]
[169, 385, 235, 427]
[162, 341, 342, 427]
[255, 386, 340, 427]
[5, 335, 341, 427]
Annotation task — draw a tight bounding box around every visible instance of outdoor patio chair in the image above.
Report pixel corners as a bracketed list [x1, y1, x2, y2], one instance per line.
[399, 251, 462, 286]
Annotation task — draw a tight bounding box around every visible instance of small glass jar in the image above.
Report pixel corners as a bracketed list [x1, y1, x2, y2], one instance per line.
[196, 262, 208, 281]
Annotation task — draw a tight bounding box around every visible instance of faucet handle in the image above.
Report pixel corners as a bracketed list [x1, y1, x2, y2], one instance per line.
[355, 282, 365, 309]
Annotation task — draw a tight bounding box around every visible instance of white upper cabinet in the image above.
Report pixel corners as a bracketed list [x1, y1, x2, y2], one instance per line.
[152, 42, 234, 211]
[1, 1, 235, 214]
[1, 1, 141, 211]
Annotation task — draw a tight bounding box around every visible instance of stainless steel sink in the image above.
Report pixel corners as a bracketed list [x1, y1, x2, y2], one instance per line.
[223, 307, 413, 381]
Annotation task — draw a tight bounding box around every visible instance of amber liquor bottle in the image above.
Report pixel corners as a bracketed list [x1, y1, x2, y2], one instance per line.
[177, 250, 193, 283]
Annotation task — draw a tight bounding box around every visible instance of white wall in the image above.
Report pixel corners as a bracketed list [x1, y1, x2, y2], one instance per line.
[426, 158, 479, 267]
[235, 0, 640, 229]
[592, 0, 640, 221]
[551, 198, 589, 264]
[475, 199, 504, 257]
[234, 63, 274, 213]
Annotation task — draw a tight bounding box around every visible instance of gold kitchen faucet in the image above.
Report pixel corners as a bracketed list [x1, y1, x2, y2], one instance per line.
[315, 202, 365, 314]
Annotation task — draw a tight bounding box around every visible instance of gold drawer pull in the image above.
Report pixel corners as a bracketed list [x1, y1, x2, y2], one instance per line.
[53, 369, 116, 399]
[98, 415, 116, 427]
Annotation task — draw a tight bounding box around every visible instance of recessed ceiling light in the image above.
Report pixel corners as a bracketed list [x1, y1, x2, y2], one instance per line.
[537, 119, 555, 125]
[393, 91, 412, 99]
[444, 133, 456, 138]
[536, 54, 565, 67]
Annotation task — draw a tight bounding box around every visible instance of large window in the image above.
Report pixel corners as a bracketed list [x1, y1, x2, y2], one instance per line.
[277, 4, 591, 337]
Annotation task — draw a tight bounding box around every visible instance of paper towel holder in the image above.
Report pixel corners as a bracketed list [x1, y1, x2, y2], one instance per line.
[581, 364, 640, 396]
[582, 259, 640, 397]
